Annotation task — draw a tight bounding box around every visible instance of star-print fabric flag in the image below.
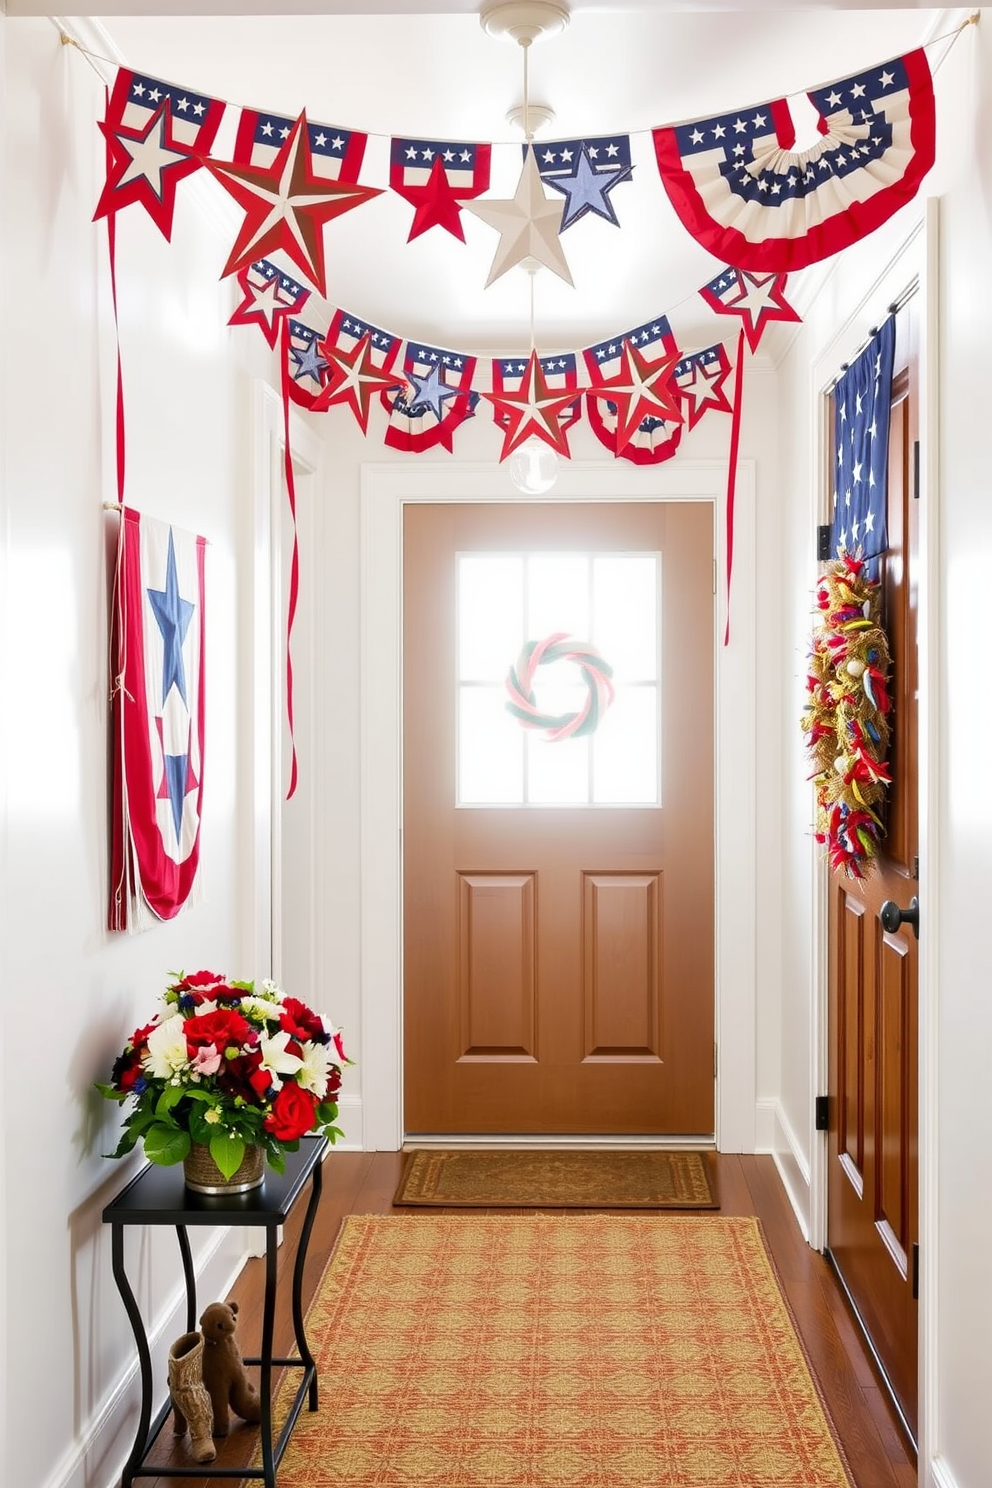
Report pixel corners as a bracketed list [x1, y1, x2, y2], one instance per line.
[94, 68, 226, 239]
[384, 340, 479, 452]
[491, 353, 583, 434]
[674, 343, 734, 430]
[312, 308, 404, 432]
[109, 507, 206, 932]
[389, 137, 492, 241]
[285, 318, 330, 410]
[228, 258, 311, 348]
[830, 315, 895, 566]
[582, 316, 683, 465]
[653, 49, 935, 273]
[234, 107, 368, 183]
[535, 134, 634, 231]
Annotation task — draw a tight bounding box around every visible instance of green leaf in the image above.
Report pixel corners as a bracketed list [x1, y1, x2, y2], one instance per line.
[266, 1146, 286, 1174]
[104, 1128, 139, 1159]
[143, 1126, 192, 1166]
[156, 1086, 186, 1116]
[95, 1082, 127, 1102]
[209, 1131, 246, 1181]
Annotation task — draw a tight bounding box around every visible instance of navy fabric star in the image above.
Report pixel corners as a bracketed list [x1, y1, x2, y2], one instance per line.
[290, 337, 329, 382]
[146, 528, 195, 707]
[545, 143, 633, 230]
[407, 363, 460, 419]
[163, 751, 189, 843]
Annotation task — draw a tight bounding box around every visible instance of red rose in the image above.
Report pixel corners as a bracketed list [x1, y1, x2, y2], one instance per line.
[174, 970, 225, 991]
[325, 1066, 342, 1099]
[264, 1082, 318, 1142]
[184, 1007, 252, 1056]
[279, 997, 324, 1044]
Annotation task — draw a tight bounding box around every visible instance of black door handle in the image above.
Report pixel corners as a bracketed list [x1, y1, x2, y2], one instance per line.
[879, 896, 919, 940]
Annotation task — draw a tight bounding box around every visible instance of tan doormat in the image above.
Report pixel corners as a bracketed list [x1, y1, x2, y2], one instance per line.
[269, 1213, 855, 1487]
[393, 1146, 718, 1209]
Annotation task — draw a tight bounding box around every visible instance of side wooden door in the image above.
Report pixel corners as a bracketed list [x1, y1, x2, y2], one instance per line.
[403, 501, 715, 1135]
[827, 304, 919, 1440]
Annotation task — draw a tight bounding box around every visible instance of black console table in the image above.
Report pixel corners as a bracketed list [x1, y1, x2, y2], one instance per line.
[102, 1135, 327, 1487]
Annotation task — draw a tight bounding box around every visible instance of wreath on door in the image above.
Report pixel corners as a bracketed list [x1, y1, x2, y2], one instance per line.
[801, 553, 893, 879]
[505, 633, 615, 742]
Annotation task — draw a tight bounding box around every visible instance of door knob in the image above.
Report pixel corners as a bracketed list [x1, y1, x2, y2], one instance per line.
[879, 896, 919, 940]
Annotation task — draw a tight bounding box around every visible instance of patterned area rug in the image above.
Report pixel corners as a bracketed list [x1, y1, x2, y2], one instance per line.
[393, 1147, 719, 1208]
[273, 1214, 855, 1487]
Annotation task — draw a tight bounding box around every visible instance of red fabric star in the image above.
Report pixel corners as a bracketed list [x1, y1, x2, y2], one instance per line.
[228, 263, 310, 349]
[94, 100, 201, 240]
[706, 270, 801, 352]
[678, 349, 734, 430]
[585, 341, 684, 455]
[393, 154, 470, 243]
[310, 331, 406, 433]
[481, 352, 580, 461]
[203, 113, 382, 296]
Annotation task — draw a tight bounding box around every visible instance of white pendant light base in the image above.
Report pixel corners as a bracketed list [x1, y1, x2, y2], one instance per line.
[506, 102, 556, 136]
[480, 1, 571, 47]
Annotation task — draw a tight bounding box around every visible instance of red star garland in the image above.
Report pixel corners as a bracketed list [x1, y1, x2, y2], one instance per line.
[585, 341, 684, 455]
[481, 351, 582, 460]
[310, 331, 406, 433]
[228, 262, 310, 349]
[202, 113, 382, 296]
[677, 348, 734, 430]
[394, 154, 471, 243]
[703, 269, 801, 353]
[94, 100, 202, 240]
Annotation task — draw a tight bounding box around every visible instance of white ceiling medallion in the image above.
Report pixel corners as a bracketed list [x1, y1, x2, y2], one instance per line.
[479, 1, 571, 48]
[506, 103, 556, 136]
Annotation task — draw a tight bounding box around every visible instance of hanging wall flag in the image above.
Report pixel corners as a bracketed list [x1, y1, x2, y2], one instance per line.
[234, 107, 369, 183]
[482, 350, 582, 459]
[699, 267, 800, 352]
[109, 507, 207, 932]
[228, 258, 311, 347]
[582, 316, 683, 464]
[536, 135, 634, 230]
[389, 137, 492, 242]
[94, 69, 226, 239]
[312, 310, 405, 431]
[829, 314, 896, 565]
[384, 341, 478, 453]
[653, 49, 935, 273]
[203, 112, 382, 296]
[674, 343, 734, 429]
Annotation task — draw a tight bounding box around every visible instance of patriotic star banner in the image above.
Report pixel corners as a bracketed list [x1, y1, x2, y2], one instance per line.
[228, 258, 311, 348]
[675, 344, 734, 429]
[110, 507, 206, 932]
[389, 137, 492, 241]
[653, 49, 935, 273]
[233, 107, 368, 182]
[384, 341, 479, 453]
[830, 314, 896, 565]
[492, 353, 583, 434]
[93, 68, 226, 239]
[534, 134, 634, 230]
[285, 318, 330, 409]
[582, 316, 683, 464]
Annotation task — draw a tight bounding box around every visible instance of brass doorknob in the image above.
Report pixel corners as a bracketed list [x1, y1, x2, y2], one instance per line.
[879, 896, 919, 940]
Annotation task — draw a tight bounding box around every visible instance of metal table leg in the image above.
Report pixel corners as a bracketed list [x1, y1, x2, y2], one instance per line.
[111, 1224, 152, 1488]
[292, 1157, 323, 1410]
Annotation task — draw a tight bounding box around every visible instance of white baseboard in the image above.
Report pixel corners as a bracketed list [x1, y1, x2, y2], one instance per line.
[333, 1091, 365, 1151]
[928, 1456, 961, 1488]
[756, 1098, 812, 1243]
[44, 1228, 251, 1488]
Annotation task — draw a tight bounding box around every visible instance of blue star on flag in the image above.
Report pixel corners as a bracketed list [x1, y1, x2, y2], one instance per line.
[406, 362, 461, 419]
[290, 336, 329, 383]
[545, 143, 633, 230]
[146, 528, 195, 707]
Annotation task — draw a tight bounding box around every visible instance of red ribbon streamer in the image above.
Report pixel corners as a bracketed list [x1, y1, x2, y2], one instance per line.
[723, 327, 746, 647]
[104, 89, 126, 506]
[279, 320, 301, 799]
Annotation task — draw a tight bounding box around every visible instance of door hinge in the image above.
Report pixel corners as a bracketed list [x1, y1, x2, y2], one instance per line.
[814, 1094, 829, 1131]
[912, 1241, 920, 1300]
[816, 524, 833, 561]
[913, 440, 921, 499]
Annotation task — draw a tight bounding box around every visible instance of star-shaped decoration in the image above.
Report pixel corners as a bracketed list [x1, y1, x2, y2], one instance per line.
[289, 336, 329, 384]
[717, 270, 801, 352]
[406, 362, 461, 419]
[310, 331, 407, 433]
[544, 143, 633, 231]
[146, 529, 195, 708]
[394, 154, 471, 242]
[677, 349, 733, 430]
[585, 341, 684, 454]
[481, 351, 580, 460]
[463, 147, 573, 287]
[203, 113, 382, 296]
[93, 101, 201, 240]
[228, 262, 310, 349]
[155, 717, 197, 846]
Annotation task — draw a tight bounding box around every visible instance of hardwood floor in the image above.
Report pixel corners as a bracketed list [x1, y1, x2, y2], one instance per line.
[137, 1151, 917, 1488]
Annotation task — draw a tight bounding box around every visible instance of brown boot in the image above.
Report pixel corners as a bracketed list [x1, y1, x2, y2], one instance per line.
[168, 1331, 217, 1463]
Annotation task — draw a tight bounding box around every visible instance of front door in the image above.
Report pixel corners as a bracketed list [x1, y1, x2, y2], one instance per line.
[403, 501, 714, 1135]
[827, 304, 919, 1439]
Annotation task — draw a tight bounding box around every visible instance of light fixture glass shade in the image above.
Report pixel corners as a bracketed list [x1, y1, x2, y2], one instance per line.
[508, 435, 559, 495]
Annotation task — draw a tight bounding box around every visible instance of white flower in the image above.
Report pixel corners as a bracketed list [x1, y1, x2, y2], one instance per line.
[258, 979, 284, 1003]
[258, 1029, 305, 1089]
[239, 995, 282, 1025]
[143, 1015, 189, 1080]
[297, 1040, 334, 1100]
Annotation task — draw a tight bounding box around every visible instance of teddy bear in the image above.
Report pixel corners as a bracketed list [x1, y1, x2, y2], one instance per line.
[199, 1300, 262, 1436]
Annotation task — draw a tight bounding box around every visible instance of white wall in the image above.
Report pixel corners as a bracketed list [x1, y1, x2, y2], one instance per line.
[2, 19, 265, 1488]
[775, 15, 992, 1486]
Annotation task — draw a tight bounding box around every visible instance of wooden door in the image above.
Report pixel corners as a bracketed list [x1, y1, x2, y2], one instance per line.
[827, 308, 919, 1439]
[403, 502, 714, 1135]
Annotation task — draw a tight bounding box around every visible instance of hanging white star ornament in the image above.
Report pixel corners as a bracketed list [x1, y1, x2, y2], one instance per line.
[464, 147, 573, 288]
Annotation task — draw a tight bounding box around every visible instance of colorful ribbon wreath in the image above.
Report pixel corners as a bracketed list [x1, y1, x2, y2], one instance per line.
[801, 554, 892, 879]
[505, 633, 615, 742]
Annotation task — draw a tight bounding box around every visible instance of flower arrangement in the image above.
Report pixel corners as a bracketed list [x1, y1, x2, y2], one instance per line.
[97, 970, 349, 1179]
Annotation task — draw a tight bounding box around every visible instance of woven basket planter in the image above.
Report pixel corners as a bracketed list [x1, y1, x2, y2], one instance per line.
[183, 1141, 265, 1194]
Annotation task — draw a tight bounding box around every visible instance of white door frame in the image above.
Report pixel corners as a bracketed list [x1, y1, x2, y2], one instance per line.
[359, 457, 757, 1153]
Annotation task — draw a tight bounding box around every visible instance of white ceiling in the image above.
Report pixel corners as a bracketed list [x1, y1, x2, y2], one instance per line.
[66, 4, 946, 357]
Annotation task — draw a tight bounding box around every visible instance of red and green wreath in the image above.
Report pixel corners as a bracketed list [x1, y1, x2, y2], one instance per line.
[801, 554, 892, 879]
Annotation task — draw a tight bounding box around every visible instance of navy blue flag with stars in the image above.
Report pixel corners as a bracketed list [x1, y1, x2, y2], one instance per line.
[534, 135, 634, 231]
[830, 315, 895, 566]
